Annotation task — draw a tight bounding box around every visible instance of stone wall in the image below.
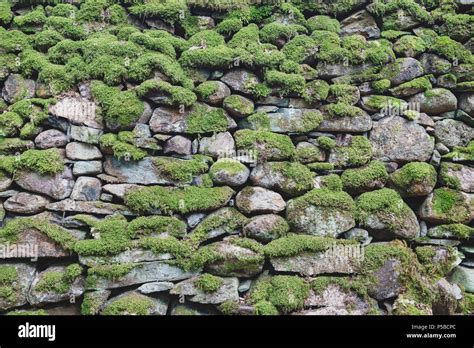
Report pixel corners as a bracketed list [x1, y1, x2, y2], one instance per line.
[0, 0, 473, 316]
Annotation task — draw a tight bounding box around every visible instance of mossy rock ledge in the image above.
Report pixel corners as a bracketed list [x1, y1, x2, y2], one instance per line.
[0, 0, 473, 316]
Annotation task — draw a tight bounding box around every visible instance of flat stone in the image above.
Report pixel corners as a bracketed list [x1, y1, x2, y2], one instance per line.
[409, 88, 458, 115]
[79, 248, 173, 267]
[102, 183, 140, 199]
[138, 282, 174, 294]
[221, 69, 261, 95]
[101, 291, 168, 315]
[47, 199, 134, 216]
[340, 10, 380, 38]
[449, 266, 474, 293]
[235, 186, 286, 215]
[34, 129, 68, 149]
[70, 177, 102, 201]
[3, 192, 50, 214]
[66, 142, 102, 160]
[170, 276, 239, 305]
[49, 96, 102, 129]
[370, 116, 434, 162]
[70, 125, 103, 144]
[73, 161, 102, 176]
[199, 132, 235, 158]
[15, 167, 75, 200]
[163, 135, 192, 155]
[318, 109, 372, 133]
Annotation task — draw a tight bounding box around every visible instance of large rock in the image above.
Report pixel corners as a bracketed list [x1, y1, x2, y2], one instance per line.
[70, 177, 102, 201]
[409, 88, 458, 115]
[27, 265, 85, 306]
[2, 74, 35, 103]
[34, 129, 68, 149]
[49, 96, 101, 129]
[66, 142, 102, 160]
[15, 166, 75, 200]
[87, 261, 200, 290]
[370, 116, 434, 162]
[163, 135, 192, 155]
[170, 276, 239, 305]
[459, 93, 474, 117]
[199, 132, 235, 158]
[243, 214, 289, 244]
[440, 163, 474, 192]
[387, 58, 423, 86]
[0, 263, 36, 311]
[340, 10, 380, 38]
[209, 159, 249, 187]
[235, 186, 285, 215]
[250, 162, 314, 196]
[419, 188, 472, 224]
[449, 266, 474, 293]
[3, 192, 50, 214]
[318, 109, 372, 133]
[221, 69, 261, 95]
[70, 125, 103, 144]
[204, 239, 264, 278]
[434, 119, 474, 149]
[286, 189, 355, 237]
[368, 258, 403, 300]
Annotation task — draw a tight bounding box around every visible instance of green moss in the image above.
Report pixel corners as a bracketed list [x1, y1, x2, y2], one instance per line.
[137, 80, 196, 107]
[326, 103, 364, 118]
[307, 15, 340, 33]
[431, 188, 470, 222]
[311, 276, 369, 299]
[438, 14, 474, 42]
[13, 6, 47, 33]
[74, 215, 131, 256]
[179, 45, 241, 70]
[264, 233, 355, 258]
[153, 156, 208, 183]
[439, 162, 461, 190]
[87, 264, 138, 286]
[194, 81, 219, 100]
[415, 245, 456, 277]
[443, 141, 474, 161]
[332, 136, 372, 167]
[303, 80, 329, 103]
[129, 0, 187, 24]
[268, 161, 315, 194]
[81, 291, 106, 316]
[459, 293, 474, 314]
[234, 129, 295, 161]
[306, 162, 335, 172]
[363, 95, 407, 111]
[99, 133, 147, 161]
[356, 188, 411, 223]
[328, 84, 359, 105]
[264, 70, 305, 96]
[317, 136, 336, 150]
[260, 22, 307, 45]
[0, 265, 17, 303]
[294, 144, 324, 164]
[371, 79, 391, 93]
[102, 292, 155, 315]
[254, 300, 279, 315]
[391, 75, 433, 95]
[282, 35, 316, 63]
[431, 224, 474, 239]
[393, 35, 427, 56]
[431, 36, 474, 64]
[391, 162, 437, 192]
[342, 160, 388, 192]
[216, 18, 243, 36]
[127, 216, 186, 239]
[7, 310, 48, 316]
[223, 95, 254, 115]
[91, 81, 144, 129]
[0, 216, 77, 250]
[319, 174, 343, 191]
[124, 185, 234, 215]
[381, 30, 410, 40]
[246, 82, 271, 99]
[249, 275, 309, 313]
[209, 159, 247, 178]
[35, 264, 82, 294]
[188, 30, 225, 48]
[218, 300, 240, 315]
[194, 274, 223, 293]
[0, 1, 13, 25]
[186, 104, 230, 134]
[0, 112, 24, 137]
[370, 0, 432, 29]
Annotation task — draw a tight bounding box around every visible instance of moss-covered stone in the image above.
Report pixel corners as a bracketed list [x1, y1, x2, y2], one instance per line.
[390, 162, 437, 197]
[234, 129, 295, 161]
[342, 160, 388, 194]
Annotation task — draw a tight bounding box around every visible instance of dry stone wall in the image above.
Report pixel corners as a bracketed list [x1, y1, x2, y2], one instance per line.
[0, 0, 473, 316]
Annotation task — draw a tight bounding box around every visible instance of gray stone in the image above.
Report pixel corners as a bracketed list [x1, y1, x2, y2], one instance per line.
[188, 208, 247, 242]
[170, 276, 239, 305]
[235, 186, 286, 215]
[70, 177, 102, 201]
[370, 116, 434, 162]
[340, 10, 380, 39]
[221, 69, 261, 95]
[210, 159, 249, 187]
[368, 257, 402, 300]
[70, 125, 103, 144]
[102, 183, 139, 199]
[15, 166, 75, 200]
[163, 135, 192, 155]
[66, 142, 102, 160]
[459, 93, 474, 117]
[387, 58, 424, 86]
[79, 249, 173, 267]
[88, 261, 200, 290]
[0, 263, 35, 311]
[409, 88, 458, 115]
[47, 199, 134, 216]
[432, 278, 462, 315]
[243, 214, 289, 244]
[435, 119, 473, 149]
[449, 266, 474, 293]
[318, 108, 372, 133]
[34, 129, 68, 149]
[243, 108, 323, 133]
[197, 81, 230, 105]
[2, 74, 35, 103]
[28, 265, 85, 306]
[3, 192, 50, 214]
[440, 163, 474, 192]
[419, 53, 452, 75]
[344, 228, 372, 245]
[49, 96, 101, 129]
[199, 132, 235, 158]
[295, 142, 325, 163]
[223, 95, 254, 118]
[73, 161, 102, 176]
[138, 282, 174, 294]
